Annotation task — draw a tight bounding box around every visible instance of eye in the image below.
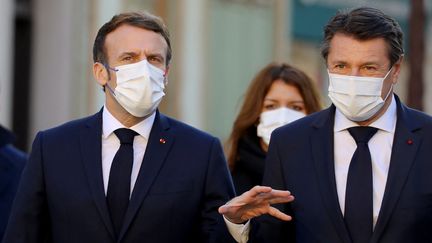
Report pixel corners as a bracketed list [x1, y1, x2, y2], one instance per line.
[263, 104, 277, 110]
[360, 65, 382, 76]
[288, 104, 305, 112]
[292, 106, 304, 111]
[364, 65, 377, 71]
[329, 64, 347, 74]
[120, 56, 138, 64]
[148, 56, 163, 64]
[334, 64, 345, 69]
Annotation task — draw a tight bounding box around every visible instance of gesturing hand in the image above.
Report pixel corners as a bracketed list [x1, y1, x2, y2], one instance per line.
[218, 186, 294, 224]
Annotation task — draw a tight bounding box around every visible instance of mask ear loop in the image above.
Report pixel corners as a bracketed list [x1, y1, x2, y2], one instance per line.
[105, 82, 116, 96]
[103, 64, 118, 77]
[382, 66, 393, 80]
[382, 67, 394, 102]
[103, 63, 118, 96]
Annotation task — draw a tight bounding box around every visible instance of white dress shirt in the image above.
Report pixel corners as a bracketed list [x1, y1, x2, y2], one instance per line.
[101, 106, 155, 195]
[334, 94, 396, 226]
[227, 95, 397, 242]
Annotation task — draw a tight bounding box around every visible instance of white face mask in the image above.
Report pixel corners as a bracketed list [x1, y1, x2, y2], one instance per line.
[106, 59, 166, 117]
[257, 107, 306, 145]
[327, 69, 393, 122]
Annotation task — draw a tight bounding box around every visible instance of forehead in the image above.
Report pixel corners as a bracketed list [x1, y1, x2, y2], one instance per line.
[265, 80, 303, 101]
[327, 33, 390, 65]
[104, 24, 168, 60]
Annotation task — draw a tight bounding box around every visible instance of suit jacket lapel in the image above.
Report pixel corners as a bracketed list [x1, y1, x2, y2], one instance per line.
[310, 106, 352, 243]
[80, 110, 116, 240]
[118, 111, 174, 242]
[371, 97, 422, 243]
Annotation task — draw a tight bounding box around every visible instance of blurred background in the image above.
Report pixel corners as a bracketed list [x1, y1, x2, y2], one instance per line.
[0, 0, 431, 151]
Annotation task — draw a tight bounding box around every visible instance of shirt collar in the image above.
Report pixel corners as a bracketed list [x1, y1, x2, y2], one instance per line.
[102, 106, 156, 140]
[334, 94, 397, 133]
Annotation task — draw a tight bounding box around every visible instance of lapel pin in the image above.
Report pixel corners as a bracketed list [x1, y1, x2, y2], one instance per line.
[407, 139, 413, 145]
[159, 138, 166, 144]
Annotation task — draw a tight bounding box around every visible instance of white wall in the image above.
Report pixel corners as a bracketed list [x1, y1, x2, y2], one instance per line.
[176, 0, 207, 129]
[0, 0, 14, 128]
[30, 0, 96, 140]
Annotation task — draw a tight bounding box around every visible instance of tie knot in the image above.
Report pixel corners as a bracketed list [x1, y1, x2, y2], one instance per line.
[114, 128, 138, 145]
[348, 126, 378, 144]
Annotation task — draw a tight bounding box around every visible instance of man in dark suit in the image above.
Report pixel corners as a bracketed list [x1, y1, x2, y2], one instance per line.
[3, 11, 235, 243]
[219, 7, 432, 243]
[0, 126, 26, 240]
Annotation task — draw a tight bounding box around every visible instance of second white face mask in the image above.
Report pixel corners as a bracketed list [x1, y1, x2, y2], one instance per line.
[107, 59, 166, 117]
[257, 107, 306, 145]
[327, 69, 392, 122]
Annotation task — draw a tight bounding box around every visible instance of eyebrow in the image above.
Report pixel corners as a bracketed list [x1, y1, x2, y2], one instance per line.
[330, 60, 381, 66]
[117, 51, 139, 60]
[361, 61, 381, 66]
[330, 60, 347, 64]
[264, 99, 304, 104]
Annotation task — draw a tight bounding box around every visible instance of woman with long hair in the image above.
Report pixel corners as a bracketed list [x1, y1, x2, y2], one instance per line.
[226, 63, 322, 195]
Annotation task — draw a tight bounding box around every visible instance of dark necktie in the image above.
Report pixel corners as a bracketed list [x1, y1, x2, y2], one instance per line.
[107, 128, 138, 236]
[345, 126, 378, 243]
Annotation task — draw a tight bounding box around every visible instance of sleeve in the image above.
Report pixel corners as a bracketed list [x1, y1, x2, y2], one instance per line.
[248, 133, 295, 243]
[201, 137, 237, 243]
[2, 132, 51, 243]
[224, 216, 251, 243]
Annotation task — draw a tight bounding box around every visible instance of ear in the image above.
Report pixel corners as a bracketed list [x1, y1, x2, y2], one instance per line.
[391, 56, 404, 84]
[93, 62, 109, 86]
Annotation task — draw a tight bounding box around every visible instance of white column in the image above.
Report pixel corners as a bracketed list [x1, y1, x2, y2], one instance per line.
[273, 0, 291, 62]
[0, 0, 14, 128]
[30, 0, 126, 142]
[176, 0, 207, 129]
[30, 0, 73, 137]
[30, 0, 96, 139]
[90, 0, 122, 113]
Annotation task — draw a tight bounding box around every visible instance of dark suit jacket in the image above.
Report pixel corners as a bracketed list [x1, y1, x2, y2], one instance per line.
[3, 110, 235, 243]
[0, 126, 26, 241]
[231, 130, 266, 195]
[251, 96, 432, 243]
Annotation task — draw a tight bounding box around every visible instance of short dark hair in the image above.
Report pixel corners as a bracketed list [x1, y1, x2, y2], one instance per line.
[321, 7, 404, 67]
[93, 11, 172, 66]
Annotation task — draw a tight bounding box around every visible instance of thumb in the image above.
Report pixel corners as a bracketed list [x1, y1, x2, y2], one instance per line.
[218, 205, 228, 214]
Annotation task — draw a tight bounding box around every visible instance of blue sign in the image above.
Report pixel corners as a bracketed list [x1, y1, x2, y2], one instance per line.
[291, 0, 411, 43]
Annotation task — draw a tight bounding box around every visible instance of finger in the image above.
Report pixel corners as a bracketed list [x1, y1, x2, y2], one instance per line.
[268, 189, 292, 197]
[218, 204, 241, 214]
[224, 201, 247, 207]
[254, 190, 293, 201]
[221, 193, 250, 209]
[218, 201, 248, 214]
[268, 206, 292, 221]
[268, 195, 295, 205]
[218, 205, 228, 214]
[244, 186, 273, 197]
[222, 196, 247, 207]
